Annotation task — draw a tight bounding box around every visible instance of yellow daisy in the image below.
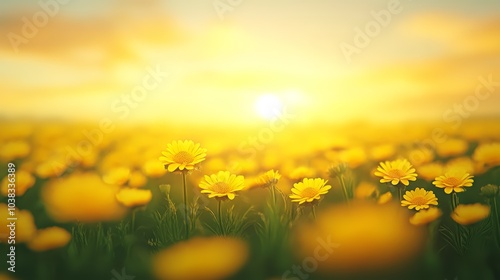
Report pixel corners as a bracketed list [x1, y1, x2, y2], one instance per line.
[160, 140, 207, 172]
[451, 203, 490, 225]
[401, 187, 438, 210]
[199, 171, 245, 200]
[374, 159, 417, 186]
[289, 178, 331, 205]
[432, 172, 474, 194]
[409, 207, 442, 226]
[257, 169, 281, 187]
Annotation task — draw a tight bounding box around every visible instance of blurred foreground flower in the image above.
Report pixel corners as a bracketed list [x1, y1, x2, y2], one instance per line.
[432, 172, 474, 194]
[451, 203, 490, 225]
[374, 159, 417, 186]
[289, 178, 331, 205]
[0, 204, 37, 243]
[102, 167, 130, 185]
[0, 141, 30, 161]
[293, 202, 424, 274]
[42, 173, 127, 222]
[354, 182, 378, 200]
[377, 191, 392, 204]
[159, 140, 207, 172]
[199, 171, 245, 200]
[142, 159, 167, 177]
[27, 227, 71, 252]
[409, 207, 442, 226]
[1, 170, 35, 196]
[473, 142, 500, 169]
[153, 236, 248, 280]
[401, 187, 438, 211]
[115, 188, 152, 208]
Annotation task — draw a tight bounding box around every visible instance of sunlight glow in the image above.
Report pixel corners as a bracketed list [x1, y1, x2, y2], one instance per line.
[255, 94, 283, 120]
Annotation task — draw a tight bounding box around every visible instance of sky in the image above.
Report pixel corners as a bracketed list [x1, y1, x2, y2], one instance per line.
[0, 0, 499, 125]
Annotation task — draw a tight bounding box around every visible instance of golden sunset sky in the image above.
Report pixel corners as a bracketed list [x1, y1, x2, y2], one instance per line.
[1, 0, 499, 125]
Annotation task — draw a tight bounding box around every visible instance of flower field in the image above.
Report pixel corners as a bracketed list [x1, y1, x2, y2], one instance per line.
[1, 120, 500, 280]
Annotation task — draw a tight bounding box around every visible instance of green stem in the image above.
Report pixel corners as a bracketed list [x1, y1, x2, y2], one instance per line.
[451, 192, 459, 210]
[398, 186, 405, 202]
[271, 184, 277, 210]
[493, 197, 500, 247]
[218, 200, 225, 236]
[312, 205, 317, 220]
[338, 175, 350, 205]
[182, 171, 189, 239]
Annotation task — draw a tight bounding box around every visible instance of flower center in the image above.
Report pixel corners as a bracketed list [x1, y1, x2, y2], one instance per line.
[411, 196, 428, 205]
[443, 177, 461, 186]
[387, 169, 405, 178]
[212, 182, 231, 194]
[301, 187, 319, 198]
[173, 151, 194, 164]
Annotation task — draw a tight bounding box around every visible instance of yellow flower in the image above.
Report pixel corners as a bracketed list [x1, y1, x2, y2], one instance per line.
[116, 188, 152, 208]
[401, 187, 438, 211]
[435, 138, 468, 157]
[327, 162, 348, 179]
[0, 141, 30, 161]
[159, 140, 207, 172]
[409, 207, 442, 226]
[142, 159, 166, 178]
[289, 178, 331, 205]
[445, 157, 475, 175]
[432, 172, 474, 194]
[374, 159, 417, 186]
[293, 202, 424, 274]
[337, 147, 367, 168]
[451, 203, 490, 225]
[417, 162, 444, 182]
[153, 236, 248, 280]
[199, 171, 244, 200]
[377, 191, 393, 204]
[128, 171, 147, 188]
[0, 204, 37, 243]
[27, 227, 71, 252]
[288, 166, 316, 181]
[354, 182, 378, 200]
[369, 144, 396, 162]
[102, 167, 130, 185]
[257, 170, 281, 187]
[1, 170, 35, 196]
[42, 173, 127, 222]
[473, 142, 500, 168]
[407, 147, 434, 166]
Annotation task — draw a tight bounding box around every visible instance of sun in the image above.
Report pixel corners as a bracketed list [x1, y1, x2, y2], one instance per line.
[255, 94, 283, 120]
